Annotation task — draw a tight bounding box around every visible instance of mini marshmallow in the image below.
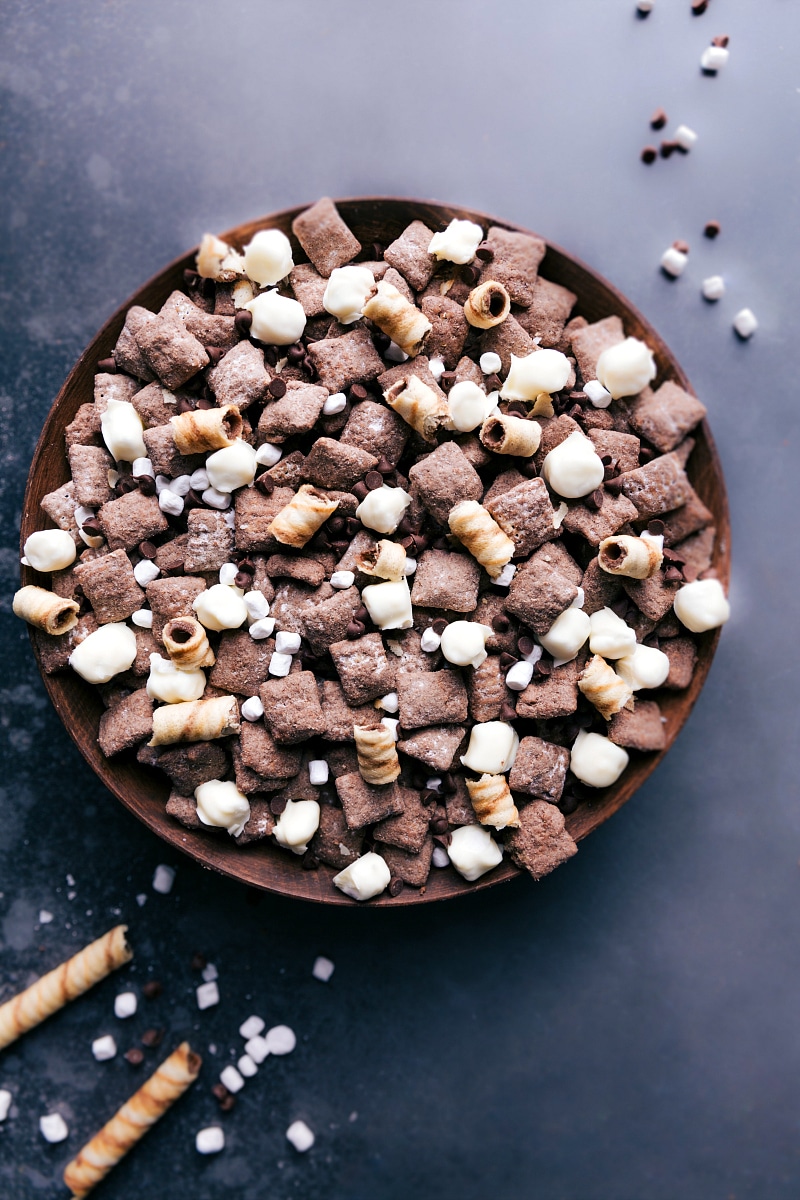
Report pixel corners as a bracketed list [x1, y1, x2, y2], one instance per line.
[206, 440, 258, 494]
[460, 721, 519, 774]
[245, 290, 306, 345]
[308, 759, 329, 785]
[596, 337, 657, 400]
[420, 627, 441, 652]
[403, 559, 416, 576]
[39, 1113, 69, 1143]
[674, 578, 731, 631]
[245, 1035, 269, 1063]
[22, 529, 77, 573]
[131, 608, 154, 629]
[330, 570, 355, 589]
[101, 398, 147, 462]
[195, 780, 251, 837]
[501, 349, 571, 399]
[196, 980, 221, 1010]
[312, 956, 335, 982]
[432, 846, 450, 868]
[255, 441, 283, 468]
[439, 620, 493, 669]
[538, 607, 591, 665]
[239, 1015, 265, 1040]
[132, 457, 154, 478]
[70, 622, 137, 683]
[615, 643, 671, 691]
[379, 691, 399, 713]
[152, 863, 175, 894]
[189, 466, 210, 491]
[237, 1054, 258, 1078]
[269, 651, 292, 677]
[384, 342, 408, 363]
[133, 559, 160, 587]
[701, 44, 730, 71]
[589, 607, 638, 659]
[380, 717, 400, 740]
[265, 1025, 297, 1055]
[273, 799, 321, 854]
[158, 488, 184, 517]
[702, 275, 726, 301]
[428, 356, 446, 380]
[202, 486, 231, 510]
[355, 485, 412, 535]
[447, 380, 494, 433]
[570, 729, 629, 788]
[219, 1065, 244, 1093]
[193, 584, 248, 631]
[428, 218, 484, 264]
[114, 991, 137, 1019]
[447, 824, 503, 882]
[674, 124, 698, 151]
[323, 265, 376, 324]
[219, 562, 239, 587]
[361, 579, 413, 630]
[244, 590, 270, 620]
[733, 308, 758, 339]
[661, 247, 688, 277]
[286, 1119, 315, 1153]
[0, 1089, 11, 1122]
[39, 910, 54, 924]
[249, 617, 277, 639]
[322, 392, 347, 415]
[170, 474, 192, 497]
[275, 630, 301, 655]
[584, 379, 612, 409]
[241, 695, 265, 722]
[425, 777, 442, 790]
[92, 1034, 117, 1061]
[146, 653, 205, 704]
[494, 562, 516, 588]
[505, 660, 534, 691]
[520, 641, 543, 667]
[155, 474, 171, 494]
[243, 228, 294, 285]
[479, 351, 502, 375]
[202, 963, 218, 982]
[333, 851, 391, 901]
[542, 430, 605, 498]
[80, 527, 105, 550]
[196, 1125, 226, 1155]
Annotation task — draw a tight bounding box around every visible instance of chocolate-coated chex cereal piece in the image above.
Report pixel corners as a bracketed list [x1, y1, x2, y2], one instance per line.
[657, 487, 714, 545]
[515, 659, 581, 720]
[467, 655, 513, 723]
[131, 627, 159, 676]
[329, 633, 395, 706]
[674, 527, 715, 576]
[153, 532, 189, 573]
[40, 482, 79, 531]
[396, 670, 468, 730]
[420, 295, 469, 369]
[99, 492, 169, 552]
[340, 400, 409, 466]
[622, 573, 679, 622]
[379, 837, 433, 888]
[134, 312, 209, 391]
[506, 553, 579, 636]
[259, 671, 327, 744]
[482, 469, 526, 506]
[94, 371, 139, 410]
[477, 226, 546, 306]
[98, 689, 154, 756]
[378, 356, 448, 405]
[382, 266, 414, 304]
[265, 554, 325, 587]
[65, 403, 102, 449]
[410, 550, 481, 612]
[478, 315, 537, 376]
[588, 429, 641, 474]
[234, 485, 293, 552]
[397, 725, 466, 771]
[146, 576, 207, 643]
[292, 197, 361, 277]
[562, 492, 639, 547]
[184, 510, 235, 572]
[131, 382, 180, 428]
[309, 805, 365, 870]
[234, 797, 277, 845]
[580, 558, 623, 615]
[383, 220, 436, 292]
[385, 629, 441, 676]
[165, 792, 202, 830]
[142, 424, 201, 479]
[608, 700, 666, 751]
[208, 630, 274, 697]
[257, 382, 328, 443]
[301, 587, 361, 655]
[318, 680, 377, 741]
[113, 306, 157, 381]
[615, 455, 691, 519]
[628, 381, 707, 454]
[662, 636, 698, 689]
[75, 549, 144, 624]
[35, 614, 98, 675]
[230, 742, 282, 795]
[485, 477, 558, 558]
[207, 341, 270, 410]
[289, 263, 329, 316]
[306, 325, 384, 394]
[515, 276, 577, 347]
[336, 773, 404, 830]
[408, 442, 483, 527]
[569, 315, 624, 383]
[508, 736, 570, 804]
[505, 800, 578, 880]
[159, 291, 238, 350]
[240, 721, 303, 778]
[68, 445, 114, 509]
[373, 787, 431, 854]
[303, 436, 378, 491]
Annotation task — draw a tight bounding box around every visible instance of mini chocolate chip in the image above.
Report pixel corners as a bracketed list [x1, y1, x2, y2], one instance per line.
[430, 816, 450, 835]
[255, 473, 274, 496]
[431, 618, 448, 636]
[396, 517, 413, 537]
[534, 658, 552, 678]
[220, 1093, 236, 1112]
[441, 772, 457, 795]
[517, 635, 534, 657]
[142, 979, 163, 999]
[439, 371, 457, 392]
[691, 0, 708, 13]
[349, 384, 368, 402]
[355, 606, 369, 623]
[211, 1083, 229, 1102]
[202, 277, 215, 300]
[268, 377, 287, 399]
[432, 536, 451, 550]
[206, 346, 225, 367]
[264, 346, 278, 367]
[196, 396, 213, 410]
[141, 1028, 164, 1048]
[327, 517, 346, 536]
[234, 309, 253, 336]
[80, 516, 102, 535]
[484, 373, 503, 393]
[190, 953, 207, 971]
[351, 481, 369, 502]
[372, 242, 384, 260]
[568, 403, 584, 421]
[138, 475, 157, 496]
[372, 330, 391, 353]
[376, 456, 394, 476]
[664, 565, 683, 583]
[365, 470, 384, 491]
[303, 356, 317, 380]
[183, 268, 200, 287]
[639, 447, 655, 464]
[388, 878, 404, 897]
[499, 652, 518, 670]
[704, 219, 721, 238]
[138, 541, 158, 559]
[97, 356, 117, 373]
[660, 140, 679, 158]
[647, 519, 665, 536]
[475, 243, 494, 262]
[237, 557, 255, 574]
[586, 488, 605, 512]
[346, 517, 362, 537]
[711, 33, 729, 46]
[673, 239, 690, 254]
[500, 701, 518, 722]
[641, 146, 657, 164]
[604, 476, 624, 493]
[312, 531, 330, 550]
[270, 796, 288, 815]
[506, 401, 528, 417]
[559, 793, 579, 815]
[519, 460, 538, 478]
[420, 789, 438, 807]
[346, 621, 365, 639]
[176, 396, 196, 414]
[330, 539, 350, 554]
[234, 571, 250, 589]
[400, 535, 415, 553]
[124, 1048, 144, 1066]
[287, 343, 305, 362]
[302, 852, 319, 871]
[491, 614, 510, 632]
[462, 263, 481, 284]
[185, 488, 205, 509]
[117, 477, 138, 496]
[433, 831, 452, 848]
[650, 107, 668, 130]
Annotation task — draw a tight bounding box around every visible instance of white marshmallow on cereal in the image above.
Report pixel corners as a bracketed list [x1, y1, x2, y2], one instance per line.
[308, 759, 329, 785]
[101, 398, 147, 463]
[245, 290, 306, 345]
[244, 591, 270, 621]
[674, 578, 731, 631]
[69, 622, 137, 683]
[133, 559, 160, 587]
[542, 431, 605, 498]
[195, 780, 251, 837]
[248, 617, 276, 640]
[255, 441, 282, 468]
[205, 440, 257, 494]
[420, 627, 441, 652]
[439, 620, 493, 669]
[268, 651, 292, 677]
[323, 265, 376, 324]
[330, 570, 355, 589]
[273, 799, 321, 855]
[158, 488, 184, 517]
[275, 631, 301, 655]
[479, 351, 502, 375]
[501, 349, 571, 399]
[243, 228, 294, 286]
[322, 392, 347, 415]
[193, 584, 248, 631]
[615, 643, 670, 691]
[146, 653, 205, 704]
[201, 487, 231, 510]
[22, 529, 77, 573]
[361, 579, 413, 630]
[570, 729, 629, 788]
[447, 824, 503, 882]
[505, 660, 534, 691]
[584, 380, 612, 408]
[355, 485, 412, 534]
[447, 380, 495, 432]
[241, 695, 264, 722]
[428, 218, 483, 264]
[596, 337, 657, 400]
[538, 608, 591, 665]
[589, 607, 638, 659]
[460, 721, 519, 774]
[333, 852, 391, 901]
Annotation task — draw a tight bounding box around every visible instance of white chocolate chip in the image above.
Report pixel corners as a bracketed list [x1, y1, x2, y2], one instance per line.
[584, 379, 612, 408]
[330, 570, 355, 589]
[701, 44, 729, 71]
[249, 617, 276, 640]
[244, 591, 270, 620]
[196, 1125, 226, 1154]
[420, 627, 442, 652]
[245, 290, 306, 345]
[205, 440, 257, 493]
[245, 1034, 269, 1063]
[439, 620, 493, 669]
[323, 265, 376, 324]
[158, 488, 184, 517]
[702, 275, 725, 301]
[542, 431, 605, 498]
[428, 356, 446, 380]
[674, 124, 698, 151]
[596, 337, 657, 400]
[428, 219, 484, 264]
[355, 485, 412, 534]
[333, 851, 391, 900]
[219, 562, 239, 586]
[501, 349, 571, 399]
[615, 643, 670, 691]
[447, 824, 503, 881]
[733, 308, 758, 338]
[193, 584, 248, 631]
[505, 660, 534, 691]
[538, 608, 591, 665]
[70, 623, 137, 684]
[255, 441, 283, 467]
[189, 467, 210, 491]
[243, 228, 294, 285]
[274, 799, 320, 854]
[114, 991, 137, 1019]
[447, 380, 495, 432]
[219, 1064, 244, 1093]
[133, 559, 160, 587]
[308, 759, 329, 785]
[673, 578, 731, 631]
[479, 351, 502, 375]
[195, 780, 251, 837]
[92, 1034, 117, 1061]
[268, 651, 292, 676]
[322, 392, 347, 415]
[239, 1015, 265, 1040]
[22, 529, 77, 573]
[312, 955, 335, 982]
[39, 1113, 69, 1143]
[361, 579, 413, 630]
[589, 607, 638, 659]
[146, 653, 205, 704]
[460, 722, 519, 774]
[264, 1025, 296, 1055]
[570, 729, 629, 788]
[101, 398, 147, 462]
[661, 247, 688, 277]
[378, 691, 399, 713]
[132, 457, 153, 478]
[286, 1119, 315, 1153]
[241, 695, 265, 722]
[152, 863, 175, 894]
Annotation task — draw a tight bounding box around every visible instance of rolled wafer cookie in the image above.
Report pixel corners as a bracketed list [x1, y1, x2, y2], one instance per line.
[63, 1041, 201, 1197]
[267, 484, 339, 548]
[162, 616, 216, 670]
[383, 375, 449, 443]
[170, 404, 242, 454]
[13, 585, 80, 635]
[598, 534, 663, 579]
[148, 694, 240, 747]
[480, 413, 541, 457]
[578, 653, 633, 719]
[463, 280, 511, 329]
[362, 279, 431, 357]
[466, 774, 520, 830]
[356, 538, 407, 581]
[448, 500, 515, 580]
[354, 724, 401, 785]
[0, 925, 132, 1051]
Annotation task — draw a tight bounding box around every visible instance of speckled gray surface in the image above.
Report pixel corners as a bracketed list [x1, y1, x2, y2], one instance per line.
[1, 2, 799, 1197]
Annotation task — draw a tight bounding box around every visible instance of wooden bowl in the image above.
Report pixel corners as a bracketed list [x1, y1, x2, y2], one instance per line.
[19, 198, 730, 906]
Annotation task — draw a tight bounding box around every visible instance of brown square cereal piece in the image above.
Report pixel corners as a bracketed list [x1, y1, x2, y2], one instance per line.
[410, 550, 480, 612]
[472, 594, 519, 654]
[570, 315, 624, 383]
[478, 315, 537, 376]
[335, 773, 404, 830]
[263, 452, 307, 489]
[208, 630, 273, 697]
[158, 740, 229, 792]
[165, 791, 201, 830]
[240, 721, 303, 778]
[623, 573, 680, 621]
[671, 437, 695, 470]
[145, 575, 206, 642]
[420, 295, 469, 369]
[292, 197, 361, 276]
[68, 445, 114, 508]
[506, 554, 578, 636]
[65, 403, 102, 448]
[329, 633, 395, 705]
[159, 291, 238, 351]
[41, 481, 79, 531]
[580, 557, 623, 615]
[74, 549, 144, 624]
[397, 670, 468, 729]
[444, 774, 475, 825]
[485, 477, 558, 557]
[94, 372, 139, 411]
[658, 488, 714, 545]
[381, 266, 413, 303]
[397, 725, 466, 771]
[467, 654, 514, 723]
[325, 744, 360, 779]
[533, 413, 582, 471]
[289, 262, 329, 316]
[662, 636, 697, 690]
[373, 787, 430, 853]
[379, 837, 433, 888]
[301, 587, 361, 654]
[616, 455, 691, 519]
[385, 629, 442, 676]
[515, 276, 577, 347]
[97, 689, 154, 756]
[35, 613, 98, 674]
[515, 659, 580, 719]
[207, 340, 270, 411]
[608, 700, 666, 751]
[230, 742, 283, 795]
[505, 800, 578, 880]
[582, 408, 616, 432]
[259, 671, 326, 744]
[309, 805, 365, 869]
[131, 626, 159, 676]
[477, 227, 546, 306]
[99, 491, 169, 552]
[234, 486, 293, 552]
[383, 220, 436, 291]
[674, 526, 715, 576]
[340, 400, 409, 465]
[265, 554, 325, 587]
[271, 581, 332, 637]
[257, 381, 328, 443]
[482, 469, 527, 507]
[304, 436, 378, 490]
[50, 565, 84, 604]
[377, 356, 448, 405]
[113, 306, 157, 381]
[130, 382, 179, 427]
[319, 680, 377, 741]
[142, 424, 201, 478]
[562, 491, 639, 547]
[509, 736, 570, 803]
[184, 509, 234, 572]
[134, 312, 209, 390]
[408, 441, 483, 527]
[453, 355, 485, 390]
[588, 429, 641, 474]
[149, 533, 186, 574]
[628, 381, 707, 454]
[235, 797, 277, 845]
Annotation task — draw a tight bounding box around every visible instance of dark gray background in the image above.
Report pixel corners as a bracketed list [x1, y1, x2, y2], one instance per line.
[1, 2, 798, 1197]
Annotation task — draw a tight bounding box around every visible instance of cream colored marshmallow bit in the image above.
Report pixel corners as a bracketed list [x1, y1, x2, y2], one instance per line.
[195, 780, 251, 837]
[542, 431, 605, 498]
[538, 608, 591, 665]
[193, 584, 248, 632]
[588, 607, 637, 659]
[570, 729, 629, 788]
[439, 621, 493, 669]
[447, 380, 496, 432]
[333, 852, 391, 901]
[355, 485, 412, 534]
[428, 219, 484, 264]
[242, 229, 294, 286]
[447, 824, 503, 881]
[323, 266, 376, 324]
[245, 290, 306, 345]
[596, 337, 656, 399]
[673, 578, 730, 632]
[101, 398, 147, 462]
[273, 799, 321, 854]
[460, 721, 519, 774]
[615, 644, 670, 691]
[22, 529, 77, 573]
[146, 654, 206, 704]
[361, 579, 413, 631]
[205, 440, 257, 493]
[69, 623, 137, 684]
[196, 233, 245, 281]
[500, 349, 572, 399]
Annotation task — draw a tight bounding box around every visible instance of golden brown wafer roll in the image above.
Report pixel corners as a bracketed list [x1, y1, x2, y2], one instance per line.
[170, 404, 242, 454]
[356, 539, 407, 582]
[598, 534, 663, 579]
[383, 375, 449, 443]
[578, 654, 633, 719]
[480, 413, 541, 457]
[448, 500, 515, 580]
[463, 280, 511, 329]
[148, 694, 240, 747]
[362, 280, 432, 357]
[12, 585, 80, 636]
[466, 774, 520, 830]
[162, 616, 216, 670]
[354, 724, 401, 785]
[267, 484, 339, 548]
[63, 1041, 202, 1197]
[0, 925, 132, 1052]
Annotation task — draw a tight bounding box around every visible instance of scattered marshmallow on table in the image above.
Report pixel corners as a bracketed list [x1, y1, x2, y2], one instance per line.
[674, 124, 698, 151]
[312, 956, 335, 982]
[674, 578, 731, 631]
[428, 355, 446, 379]
[447, 825, 503, 882]
[237, 1054, 258, 1078]
[286, 1119, 315, 1153]
[132, 559, 160, 587]
[0, 1089, 11, 1122]
[265, 1025, 297, 1055]
[432, 846, 450, 869]
[114, 991, 137, 1019]
[152, 863, 175, 894]
[244, 590, 270, 621]
[202, 962, 218, 983]
[91, 1034, 117, 1061]
[239, 1015, 265, 1040]
[39, 1112, 69, 1143]
[661, 246, 688, 278]
[702, 275, 725, 301]
[245, 1034, 269, 1063]
[220, 1064, 244, 1094]
[701, 44, 730, 71]
[196, 980, 220, 1010]
[378, 691, 399, 713]
[733, 308, 758, 339]
[570, 729, 629, 788]
[196, 1125, 226, 1155]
